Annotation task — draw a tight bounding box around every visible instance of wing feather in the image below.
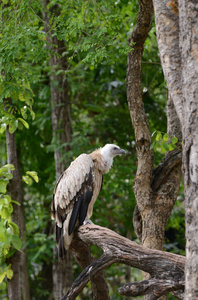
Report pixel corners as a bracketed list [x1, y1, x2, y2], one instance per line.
[78, 187, 93, 225]
[68, 195, 81, 235]
[51, 153, 95, 256]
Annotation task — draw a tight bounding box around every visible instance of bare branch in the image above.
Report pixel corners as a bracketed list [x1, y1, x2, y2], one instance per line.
[61, 254, 115, 300]
[119, 279, 184, 299]
[62, 224, 185, 299]
[70, 235, 110, 300]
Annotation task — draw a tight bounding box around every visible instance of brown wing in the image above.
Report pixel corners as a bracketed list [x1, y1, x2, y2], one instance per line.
[51, 154, 95, 258]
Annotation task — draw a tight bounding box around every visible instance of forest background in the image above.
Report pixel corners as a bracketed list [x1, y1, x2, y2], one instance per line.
[0, 0, 185, 299]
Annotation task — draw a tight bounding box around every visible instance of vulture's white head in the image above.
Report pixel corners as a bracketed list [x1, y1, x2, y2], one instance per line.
[101, 144, 126, 173]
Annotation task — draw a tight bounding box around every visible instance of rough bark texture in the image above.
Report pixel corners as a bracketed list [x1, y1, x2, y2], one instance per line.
[62, 224, 185, 300]
[5, 129, 22, 300]
[179, 1, 198, 299]
[152, 0, 183, 124]
[127, 1, 183, 299]
[70, 236, 110, 300]
[127, 0, 154, 221]
[153, 0, 198, 298]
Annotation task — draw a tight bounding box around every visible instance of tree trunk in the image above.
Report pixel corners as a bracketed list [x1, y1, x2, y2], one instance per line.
[153, 0, 198, 298]
[5, 129, 22, 300]
[179, 1, 198, 299]
[42, 2, 73, 298]
[152, 0, 183, 124]
[16, 146, 31, 300]
[127, 1, 182, 299]
[6, 132, 30, 300]
[48, 22, 73, 300]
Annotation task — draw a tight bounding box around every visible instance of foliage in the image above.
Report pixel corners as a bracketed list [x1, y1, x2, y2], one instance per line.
[150, 131, 179, 154]
[0, 164, 21, 283]
[0, 162, 39, 286]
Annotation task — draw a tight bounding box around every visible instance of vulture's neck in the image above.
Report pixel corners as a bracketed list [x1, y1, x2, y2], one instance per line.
[89, 148, 113, 174]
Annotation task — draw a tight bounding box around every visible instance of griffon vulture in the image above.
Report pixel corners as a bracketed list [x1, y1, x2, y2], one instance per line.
[51, 144, 126, 259]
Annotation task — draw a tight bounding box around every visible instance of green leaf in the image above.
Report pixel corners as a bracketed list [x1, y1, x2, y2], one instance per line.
[19, 93, 26, 102]
[12, 235, 22, 250]
[21, 107, 28, 119]
[168, 143, 176, 151]
[156, 132, 162, 141]
[1, 195, 11, 207]
[0, 265, 13, 283]
[162, 141, 169, 152]
[0, 206, 13, 219]
[161, 143, 167, 154]
[0, 123, 7, 134]
[18, 118, 29, 129]
[163, 133, 169, 141]
[22, 175, 32, 185]
[29, 109, 35, 120]
[11, 200, 20, 206]
[150, 142, 155, 150]
[9, 221, 20, 236]
[26, 171, 39, 183]
[171, 136, 178, 144]
[6, 267, 13, 280]
[0, 179, 9, 194]
[0, 164, 15, 172]
[0, 164, 14, 180]
[9, 119, 18, 134]
[18, 121, 24, 130]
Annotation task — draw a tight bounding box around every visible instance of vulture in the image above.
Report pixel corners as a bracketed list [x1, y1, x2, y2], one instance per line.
[51, 144, 126, 259]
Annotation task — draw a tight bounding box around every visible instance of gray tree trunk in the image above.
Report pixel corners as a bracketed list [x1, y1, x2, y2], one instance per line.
[153, 0, 198, 298]
[179, 1, 198, 299]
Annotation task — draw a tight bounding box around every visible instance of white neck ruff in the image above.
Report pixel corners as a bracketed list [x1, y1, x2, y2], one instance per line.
[101, 148, 113, 173]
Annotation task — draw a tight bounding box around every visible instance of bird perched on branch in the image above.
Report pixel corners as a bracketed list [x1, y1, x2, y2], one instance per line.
[51, 144, 126, 259]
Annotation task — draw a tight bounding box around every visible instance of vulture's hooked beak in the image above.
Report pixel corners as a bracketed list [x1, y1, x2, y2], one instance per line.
[118, 148, 126, 155]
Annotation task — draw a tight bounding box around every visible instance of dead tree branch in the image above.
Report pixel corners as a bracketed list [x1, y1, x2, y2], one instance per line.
[70, 235, 110, 300]
[62, 224, 185, 299]
[119, 279, 184, 299]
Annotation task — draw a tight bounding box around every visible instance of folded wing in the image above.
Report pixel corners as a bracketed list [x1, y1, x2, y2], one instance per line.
[51, 154, 95, 257]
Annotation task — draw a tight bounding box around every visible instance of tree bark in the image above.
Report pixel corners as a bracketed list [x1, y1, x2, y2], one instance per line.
[4, 99, 30, 300]
[70, 235, 110, 300]
[5, 129, 22, 300]
[17, 146, 31, 300]
[153, 0, 198, 298]
[62, 224, 185, 300]
[152, 0, 183, 124]
[179, 1, 198, 299]
[42, 2, 73, 297]
[127, 1, 183, 299]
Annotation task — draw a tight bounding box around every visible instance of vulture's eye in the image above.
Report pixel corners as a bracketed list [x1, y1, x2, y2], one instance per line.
[114, 147, 117, 150]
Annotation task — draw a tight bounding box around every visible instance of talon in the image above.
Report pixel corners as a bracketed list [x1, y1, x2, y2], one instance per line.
[83, 219, 94, 225]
